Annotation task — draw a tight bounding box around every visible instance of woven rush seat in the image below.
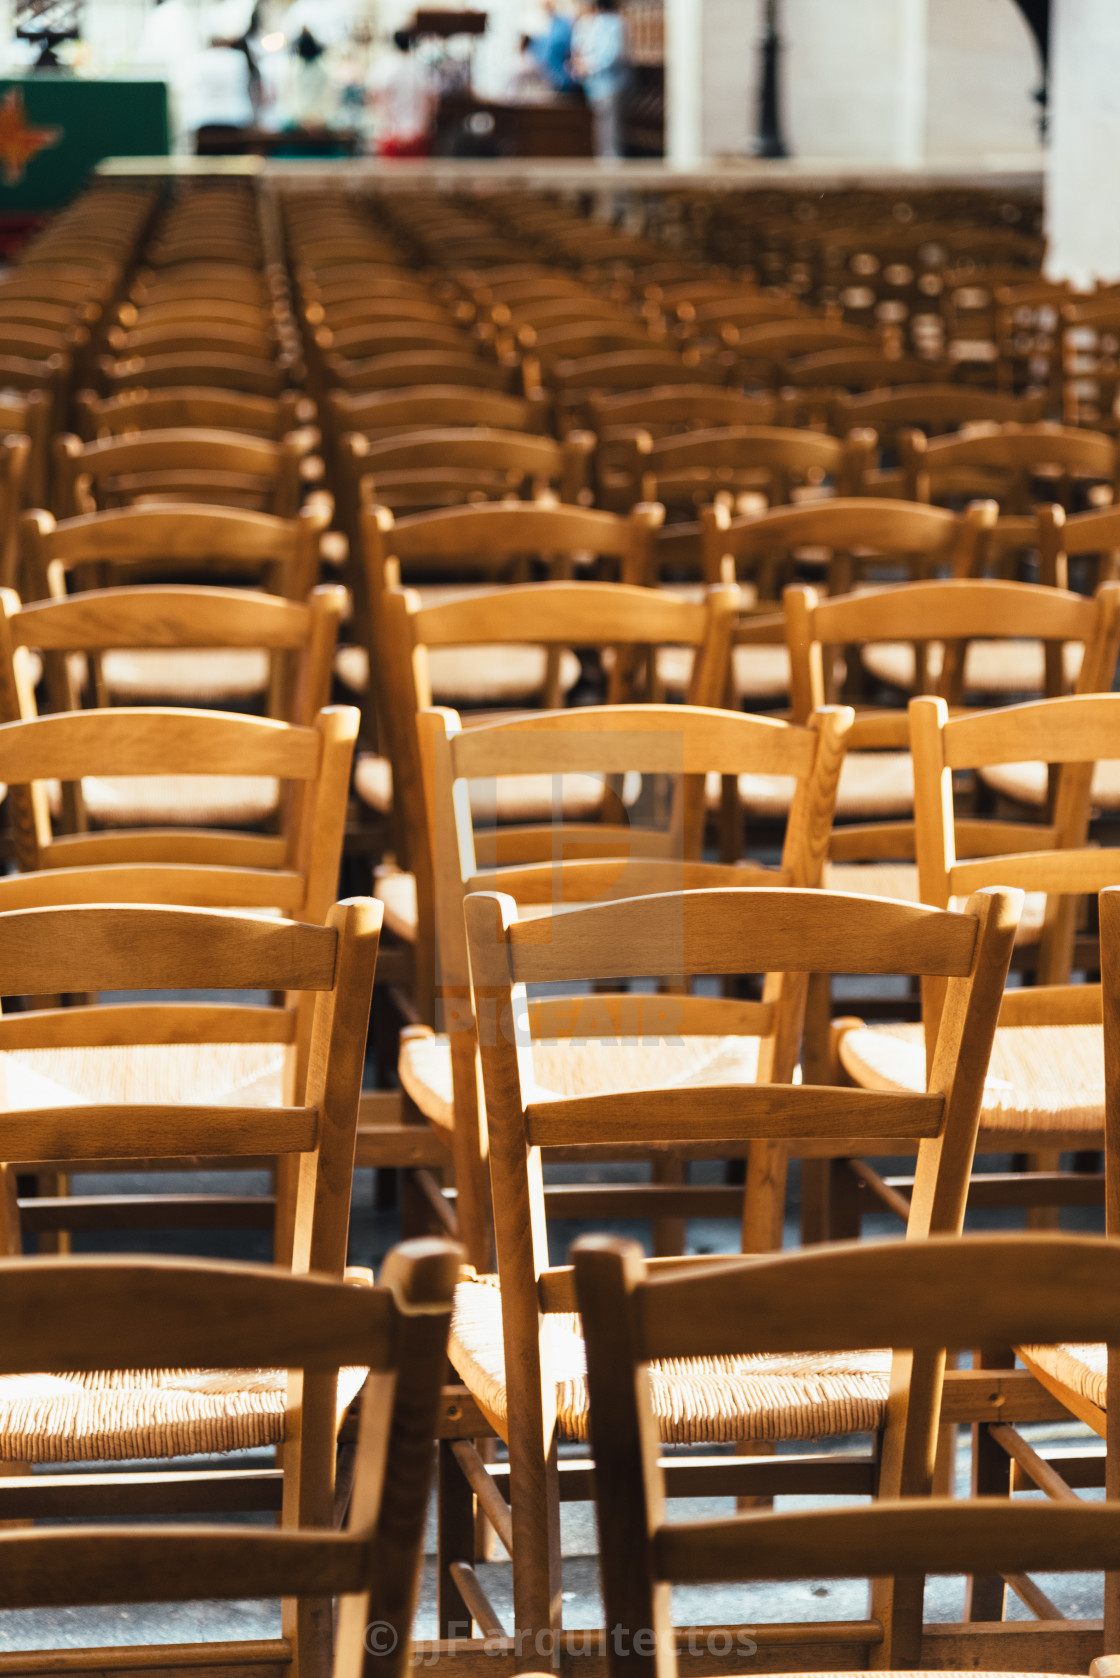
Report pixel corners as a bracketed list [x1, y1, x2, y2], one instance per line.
[981, 757, 1120, 811]
[374, 865, 418, 943]
[0, 1040, 286, 1112]
[839, 1021, 1104, 1137]
[706, 751, 912, 822]
[1016, 1341, 1105, 1413]
[47, 775, 280, 828]
[860, 639, 1083, 696]
[450, 1273, 891, 1443]
[401, 1032, 764, 1136]
[658, 643, 790, 702]
[821, 863, 1047, 946]
[0, 1362, 367, 1463]
[100, 647, 271, 703]
[356, 751, 613, 825]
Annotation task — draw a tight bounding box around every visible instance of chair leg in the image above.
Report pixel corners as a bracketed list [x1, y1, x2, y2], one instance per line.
[1025, 1149, 1062, 1230]
[964, 1347, 1014, 1622]
[509, 1432, 562, 1670]
[741, 1141, 788, 1253]
[273, 1155, 299, 1268]
[438, 1438, 478, 1640]
[651, 1151, 687, 1257]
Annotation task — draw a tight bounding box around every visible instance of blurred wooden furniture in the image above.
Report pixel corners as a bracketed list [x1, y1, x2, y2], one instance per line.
[54, 426, 314, 520]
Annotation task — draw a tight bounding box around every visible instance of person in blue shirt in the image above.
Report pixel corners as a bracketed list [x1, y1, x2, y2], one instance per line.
[530, 0, 575, 94]
[570, 0, 629, 157]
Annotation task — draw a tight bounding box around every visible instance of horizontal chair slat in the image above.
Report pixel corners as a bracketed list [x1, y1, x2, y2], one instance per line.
[0, 904, 335, 993]
[942, 693, 1120, 768]
[44, 832, 290, 870]
[0, 865, 306, 914]
[951, 848, 1117, 896]
[0, 1002, 296, 1050]
[416, 586, 710, 649]
[14, 588, 312, 650]
[655, 1500, 1120, 1585]
[0, 1104, 317, 1162]
[0, 1256, 393, 1373]
[0, 710, 321, 784]
[632, 1233, 1120, 1359]
[505, 888, 979, 982]
[0, 1528, 369, 1609]
[479, 860, 782, 908]
[527, 991, 773, 1041]
[526, 1085, 943, 1148]
[450, 704, 817, 780]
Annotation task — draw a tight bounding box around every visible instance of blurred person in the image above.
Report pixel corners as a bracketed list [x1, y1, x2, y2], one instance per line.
[367, 28, 435, 157]
[571, 0, 628, 158]
[504, 34, 555, 102]
[530, 0, 574, 93]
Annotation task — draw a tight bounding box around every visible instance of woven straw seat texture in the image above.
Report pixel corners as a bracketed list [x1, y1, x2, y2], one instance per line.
[1016, 1341, 1106, 1414]
[860, 639, 1083, 696]
[656, 643, 790, 702]
[839, 1021, 1103, 1138]
[400, 1032, 764, 1135]
[1, 1040, 286, 1112]
[101, 647, 271, 703]
[981, 757, 1120, 811]
[0, 1362, 367, 1463]
[374, 865, 418, 942]
[821, 863, 1047, 946]
[355, 751, 612, 825]
[47, 775, 280, 828]
[708, 751, 912, 822]
[450, 1273, 891, 1443]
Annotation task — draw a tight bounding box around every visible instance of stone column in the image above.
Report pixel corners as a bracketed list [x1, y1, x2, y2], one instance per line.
[1046, 0, 1120, 283]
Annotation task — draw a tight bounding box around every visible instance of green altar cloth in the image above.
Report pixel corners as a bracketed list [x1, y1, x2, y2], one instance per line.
[0, 75, 169, 213]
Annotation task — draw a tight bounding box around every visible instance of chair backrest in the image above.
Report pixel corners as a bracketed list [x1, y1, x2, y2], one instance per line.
[589, 384, 779, 434]
[465, 880, 1019, 1499]
[21, 502, 327, 606]
[379, 577, 738, 1012]
[77, 387, 310, 441]
[0, 433, 30, 591]
[343, 426, 593, 521]
[0, 1236, 457, 1678]
[912, 690, 1120, 988]
[54, 428, 313, 520]
[0, 894, 379, 1266]
[574, 1229, 1120, 1678]
[903, 422, 1120, 507]
[833, 382, 1047, 440]
[632, 424, 874, 510]
[700, 496, 986, 595]
[327, 384, 550, 439]
[328, 348, 512, 394]
[101, 353, 290, 399]
[0, 699, 357, 925]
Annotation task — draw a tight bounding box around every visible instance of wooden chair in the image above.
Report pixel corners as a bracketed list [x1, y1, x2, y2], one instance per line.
[326, 349, 515, 397]
[0, 353, 65, 507]
[54, 426, 314, 520]
[836, 691, 1120, 1233]
[546, 349, 730, 432]
[454, 881, 1019, 1651]
[902, 422, 1120, 512]
[728, 320, 883, 390]
[77, 385, 311, 441]
[107, 319, 279, 362]
[588, 387, 784, 509]
[576, 1229, 1120, 1674]
[326, 384, 550, 444]
[0, 1237, 456, 1678]
[622, 424, 875, 517]
[0, 385, 50, 514]
[101, 352, 292, 400]
[366, 572, 733, 1028]
[347, 499, 664, 758]
[20, 502, 329, 709]
[0, 431, 30, 591]
[412, 694, 851, 1267]
[0, 694, 356, 1254]
[0, 896, 381, 1678]
[338, 427, 594, 537]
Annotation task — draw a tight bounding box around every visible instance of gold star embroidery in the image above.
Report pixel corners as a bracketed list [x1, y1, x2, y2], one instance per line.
[0, 88, 61, 187]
